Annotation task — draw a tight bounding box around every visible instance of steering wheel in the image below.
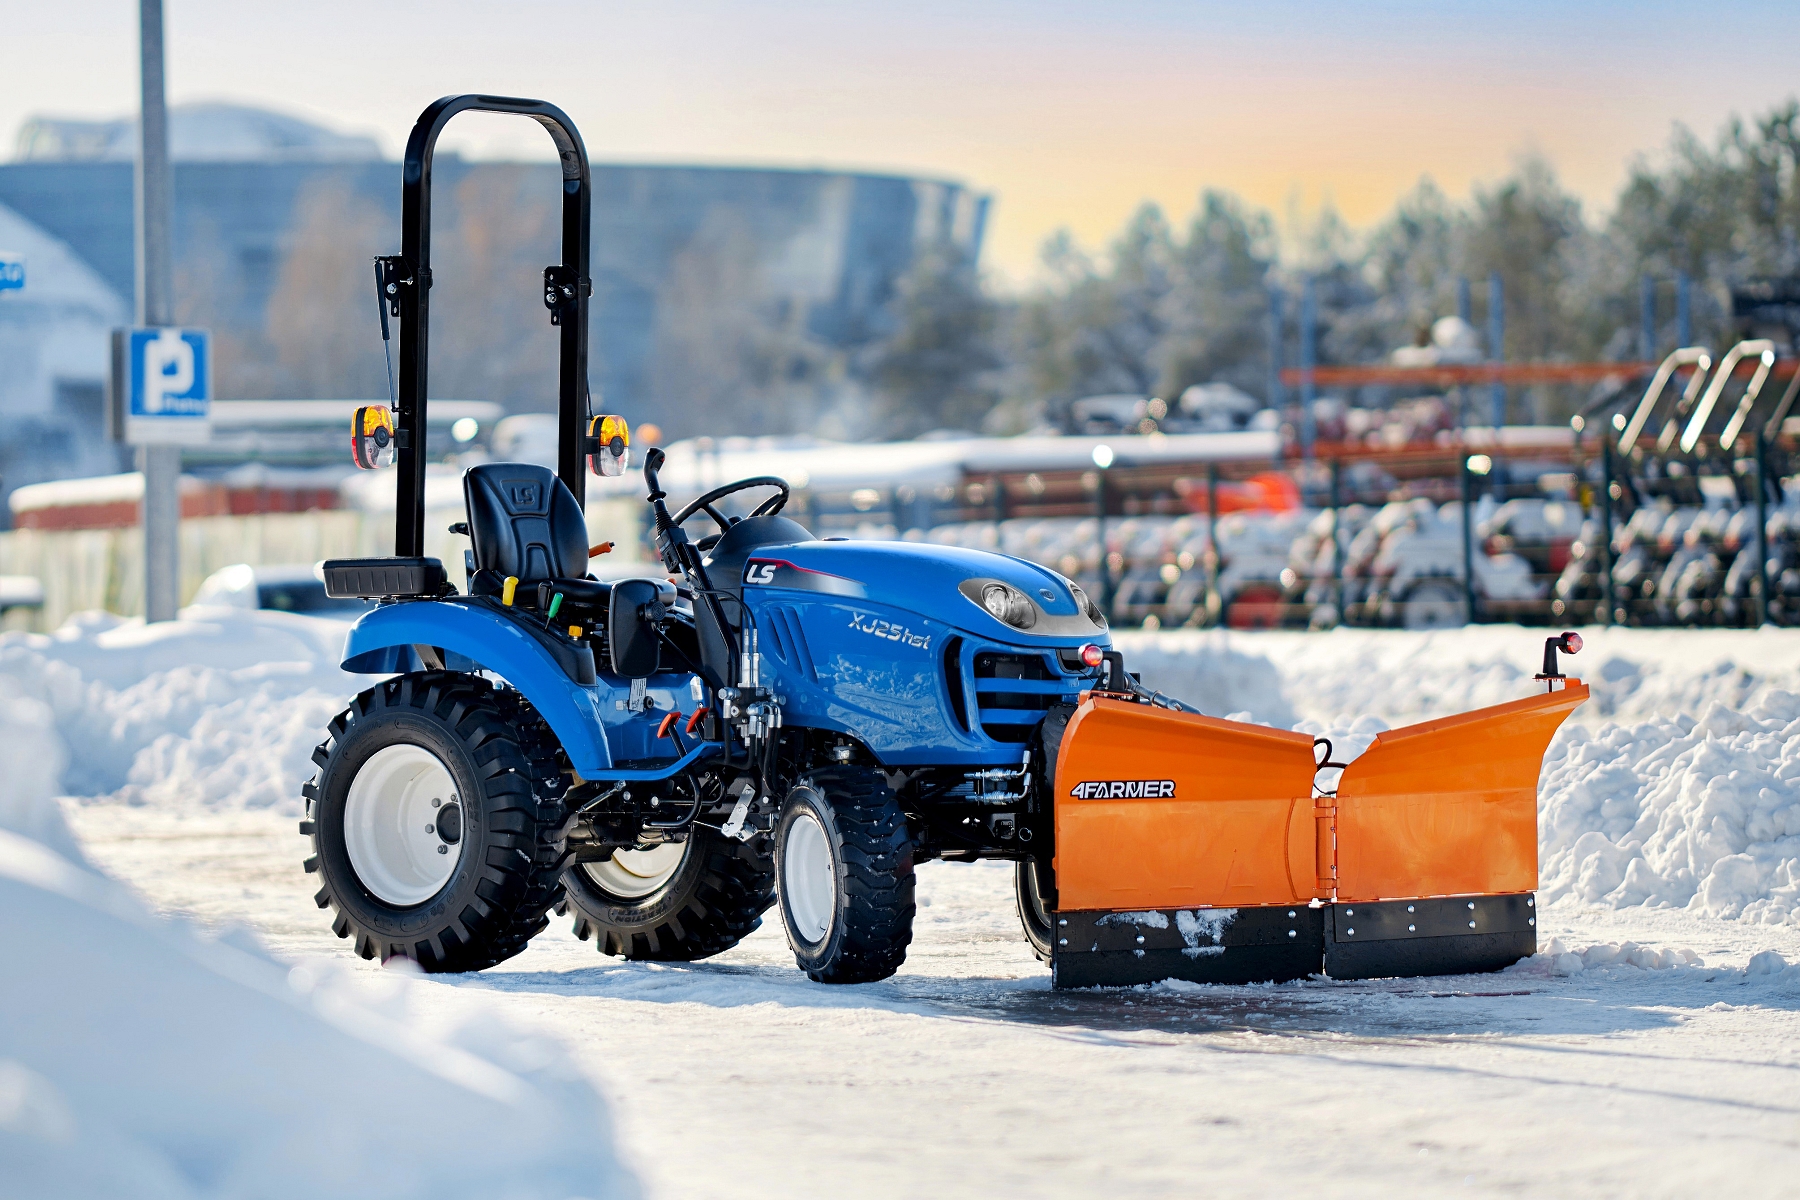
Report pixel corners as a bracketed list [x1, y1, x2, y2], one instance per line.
[671, 476, 790, 551]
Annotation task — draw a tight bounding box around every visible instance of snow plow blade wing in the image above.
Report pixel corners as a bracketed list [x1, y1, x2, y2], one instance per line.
[1050, 698, 1325, 987]
[1322, 679, 1587, 979]
[1052, 698, 1320, 913]
[1048, 682, 1587, 989]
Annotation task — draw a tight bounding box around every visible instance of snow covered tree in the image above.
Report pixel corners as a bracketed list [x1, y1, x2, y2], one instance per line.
[866, 237, 1001, 437]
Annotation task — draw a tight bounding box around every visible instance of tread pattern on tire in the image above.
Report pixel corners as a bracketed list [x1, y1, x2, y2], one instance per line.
[804, 766, 915, 984]
[566, 833, 775, 962]
[302, 672, 569, 973]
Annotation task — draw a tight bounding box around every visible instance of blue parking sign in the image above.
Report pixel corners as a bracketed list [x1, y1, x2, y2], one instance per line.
[115, 327, 211, 444]
[0, 254, 22, 291]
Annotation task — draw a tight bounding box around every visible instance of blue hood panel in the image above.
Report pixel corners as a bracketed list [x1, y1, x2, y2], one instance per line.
[739, 539, 1107, 645]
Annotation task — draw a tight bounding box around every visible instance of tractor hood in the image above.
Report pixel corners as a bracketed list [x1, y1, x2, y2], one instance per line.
[734, 538, 1110, 643]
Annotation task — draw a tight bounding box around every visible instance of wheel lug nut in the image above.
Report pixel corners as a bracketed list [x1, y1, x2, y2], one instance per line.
[437, 845, 448, 855]
[425, 824, 435, 834]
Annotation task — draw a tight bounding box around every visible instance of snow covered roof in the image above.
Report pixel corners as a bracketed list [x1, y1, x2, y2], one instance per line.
[0, 201, 126, 320]
[13, 103, 383, 163]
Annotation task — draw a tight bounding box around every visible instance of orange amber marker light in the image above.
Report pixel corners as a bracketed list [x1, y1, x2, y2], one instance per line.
[351, 405, 396, 469]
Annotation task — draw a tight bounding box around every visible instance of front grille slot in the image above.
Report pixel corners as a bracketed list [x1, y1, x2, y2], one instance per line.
[973, 651, 1083, 743]
[770, 605, 816, 679]
[943, 636, 969, 733]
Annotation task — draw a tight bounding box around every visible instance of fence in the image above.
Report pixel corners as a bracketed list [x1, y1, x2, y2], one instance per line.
[837, 437, 1797, 632]
[0, 496, 647, 633]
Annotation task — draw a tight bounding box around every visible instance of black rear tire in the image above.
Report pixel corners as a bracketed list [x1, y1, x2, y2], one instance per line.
[1015, 858, 1055, 963]
[301, 672, 568, 973]
[561, 827, 775, 960]
[776, 768, 915, 984]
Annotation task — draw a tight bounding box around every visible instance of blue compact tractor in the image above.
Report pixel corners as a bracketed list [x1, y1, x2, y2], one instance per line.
[302, 95, 1147, 983]
[308, 95, 1582, 990]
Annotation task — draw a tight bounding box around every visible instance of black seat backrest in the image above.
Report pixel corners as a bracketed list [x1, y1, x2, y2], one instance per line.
[463, 463, 587, 583]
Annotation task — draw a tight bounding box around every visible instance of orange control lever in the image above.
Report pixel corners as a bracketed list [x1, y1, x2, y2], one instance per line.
[589, 541, 615, 558]
[685, 707, 710, 735]
[656, 711, 683, 739]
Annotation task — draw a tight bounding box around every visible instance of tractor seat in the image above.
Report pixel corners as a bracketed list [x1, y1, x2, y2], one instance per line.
[463, 462, 607, 614]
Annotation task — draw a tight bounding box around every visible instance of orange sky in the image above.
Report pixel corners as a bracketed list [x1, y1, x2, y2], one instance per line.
[7, 1, 1800, 286]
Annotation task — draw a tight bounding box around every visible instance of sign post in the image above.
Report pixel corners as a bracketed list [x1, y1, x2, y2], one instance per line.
[136, 0, 182, 622]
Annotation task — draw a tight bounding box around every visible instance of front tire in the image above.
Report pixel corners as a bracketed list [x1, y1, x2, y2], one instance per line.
[561, 827, 775, 960]
[776, 768, 915, 984]
[1015, 858, 1055, 962]
[301, 673, 568, 973]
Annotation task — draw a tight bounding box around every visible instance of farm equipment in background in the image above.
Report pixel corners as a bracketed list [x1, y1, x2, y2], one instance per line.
[299, 95, 1588, 991]
[1566, 340, 1799, 627]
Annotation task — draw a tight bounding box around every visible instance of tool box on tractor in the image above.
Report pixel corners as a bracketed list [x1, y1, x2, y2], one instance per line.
[299, 94, 1586, 988]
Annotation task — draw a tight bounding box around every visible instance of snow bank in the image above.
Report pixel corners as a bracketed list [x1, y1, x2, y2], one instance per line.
[1540, 689, 1800, 924]
[1117, 625, 1800, 728]
[1104, 629, 1295, 725]
[0, 612, 636, 1196]
[0, 673, 77, 860]
[0, 829, 636, 1199]
[0, 609, 360, 814]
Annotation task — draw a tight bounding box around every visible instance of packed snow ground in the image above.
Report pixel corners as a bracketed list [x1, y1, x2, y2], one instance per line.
[6, 611, 1800, 1195]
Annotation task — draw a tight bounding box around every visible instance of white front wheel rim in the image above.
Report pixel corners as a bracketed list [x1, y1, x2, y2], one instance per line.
[344, 744, 462, 907]
[783, 808, 836, 945]
[585, 842, 687, 900]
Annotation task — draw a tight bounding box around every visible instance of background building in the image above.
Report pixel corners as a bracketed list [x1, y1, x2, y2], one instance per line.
[0, 104, 989, 447]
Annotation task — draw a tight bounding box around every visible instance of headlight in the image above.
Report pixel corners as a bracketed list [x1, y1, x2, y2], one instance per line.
[978, 582, 1037, 630]
[1066, 580, 1107, 629]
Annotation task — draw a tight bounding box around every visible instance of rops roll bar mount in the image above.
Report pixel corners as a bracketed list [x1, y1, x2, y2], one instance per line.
[383, 94, 593, 557]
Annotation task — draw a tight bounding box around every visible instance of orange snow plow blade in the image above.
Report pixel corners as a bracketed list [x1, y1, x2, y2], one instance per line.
[1052, 698, 1320, 913]
[1048, 680, 1587, 989]
[1332, 680, 1589, 903]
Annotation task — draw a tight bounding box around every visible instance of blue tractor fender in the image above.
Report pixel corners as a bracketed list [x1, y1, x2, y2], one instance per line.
[339, 599, 614, 777]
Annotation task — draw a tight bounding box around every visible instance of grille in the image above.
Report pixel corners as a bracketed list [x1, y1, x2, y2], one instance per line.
[766, 605, 816, 678]
[972, 651, 1084, 743]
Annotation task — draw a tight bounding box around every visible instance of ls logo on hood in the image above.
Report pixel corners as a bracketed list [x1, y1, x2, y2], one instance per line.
[1070, 779, 1177, 799]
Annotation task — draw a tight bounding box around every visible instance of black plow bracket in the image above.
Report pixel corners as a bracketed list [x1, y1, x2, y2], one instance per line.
[1050, 894, 1537, 989]
[386, 94, 593, 557]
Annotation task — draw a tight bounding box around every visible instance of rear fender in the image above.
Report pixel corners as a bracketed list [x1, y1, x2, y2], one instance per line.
[340, 599, 613, 776]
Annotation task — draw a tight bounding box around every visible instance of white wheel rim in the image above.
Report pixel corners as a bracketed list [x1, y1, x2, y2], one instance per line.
[343, 744, 462, 907]
[782, 808, 836, 946]
[584, 841, 687, 900]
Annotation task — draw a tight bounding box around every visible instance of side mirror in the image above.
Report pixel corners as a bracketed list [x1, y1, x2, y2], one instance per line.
[589, 414, 631, 477]
[609, 577, 672, 679]
[351, 405, 396, 469]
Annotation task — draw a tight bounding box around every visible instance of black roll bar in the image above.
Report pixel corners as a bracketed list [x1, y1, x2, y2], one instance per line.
[385, 94, 592, 557]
